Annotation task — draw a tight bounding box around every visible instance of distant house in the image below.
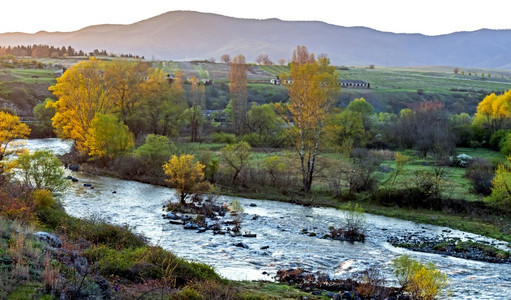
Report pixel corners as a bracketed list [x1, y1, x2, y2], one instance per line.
[339, 79, 370, 88]
[203, 109, 226, 122]
[270, 77, 281, 85]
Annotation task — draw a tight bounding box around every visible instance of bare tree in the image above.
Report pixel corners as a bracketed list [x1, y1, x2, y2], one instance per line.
[278, 58, 286, 65]
[220, 54, 231, 64]
[255, 54, 273, 65]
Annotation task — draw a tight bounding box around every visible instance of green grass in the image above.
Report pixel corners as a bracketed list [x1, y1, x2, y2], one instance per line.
[336, 66, 511, 112]
[2, 68, 56, 84]
[456, 147, 506, 164]
[258, 65, 289, 77]
[193, 63, 210, 79]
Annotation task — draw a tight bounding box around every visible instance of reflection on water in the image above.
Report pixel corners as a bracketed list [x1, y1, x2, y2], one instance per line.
[23, 139, 511, 299]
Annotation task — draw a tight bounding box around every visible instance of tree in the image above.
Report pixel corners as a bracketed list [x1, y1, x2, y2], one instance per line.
[278, 46, 339, 193]
[142, 69, 186, 137]
[278, 58, 286, 66]
[486, 157, 511, 208]
[329, 110, 366, 149]
[473, 89, 511, 134]
[0, 112, 31, 183]
[255, 54, 272, 65]
[220, 141, 251, 185]
[346, 97, 374, 116]
[33, 98, 56, 137]
[229, 55, 248, 136]
[220, 54, 231, 64]
[104, 60, 149, 133]
[246, 103, 281, 146]
[85, 113, 134, 161]
[162, 154, 210, 205]
[453, 67, 459, 74]
[0, 111, 31, 162]
[134, 134, 176, 174]
[48, 58, 111, 152]
[13, 150, 69, 195]
[187, 76, 205, 142]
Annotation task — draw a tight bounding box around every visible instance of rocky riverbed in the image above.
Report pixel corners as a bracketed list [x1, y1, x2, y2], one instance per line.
[388, 232, 511, 264]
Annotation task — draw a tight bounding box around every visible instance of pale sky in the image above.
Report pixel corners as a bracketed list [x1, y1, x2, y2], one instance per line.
[1, 0, 509, 35]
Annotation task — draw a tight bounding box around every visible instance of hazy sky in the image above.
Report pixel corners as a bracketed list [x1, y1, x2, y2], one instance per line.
[1, 0, 509, 35]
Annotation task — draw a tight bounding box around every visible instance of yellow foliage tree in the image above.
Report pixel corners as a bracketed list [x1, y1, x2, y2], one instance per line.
[48, 58, 112, 152]
[0, 111, 31, 161]
[85, 113, 134, 160]
[104, 60, 150, 129]
[279, 46, 339, 193]
[0, 112, 31, 182]
[162, 154, 210, 205]
[473, 89, 511, 133]
[486, 156, 511, 208]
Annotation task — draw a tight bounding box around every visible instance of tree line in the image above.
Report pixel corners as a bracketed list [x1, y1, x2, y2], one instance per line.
[0, 45, 143, 59]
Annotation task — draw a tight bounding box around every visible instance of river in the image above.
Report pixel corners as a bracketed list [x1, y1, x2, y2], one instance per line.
[18, 139, 511, 299]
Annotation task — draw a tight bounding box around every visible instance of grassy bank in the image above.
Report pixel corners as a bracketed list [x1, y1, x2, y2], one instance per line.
[0, 189, 315, 299]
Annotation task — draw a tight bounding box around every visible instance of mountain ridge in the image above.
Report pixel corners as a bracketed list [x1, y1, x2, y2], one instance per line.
[1, 11, 510, 68]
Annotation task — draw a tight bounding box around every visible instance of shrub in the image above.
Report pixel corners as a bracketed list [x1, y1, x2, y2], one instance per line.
[392, 255, 449, 300]
[464, 158, 494, 195]
[449, 153, 472, 167]
[32, 189, 56, 210]
[211, 132, 236, 144]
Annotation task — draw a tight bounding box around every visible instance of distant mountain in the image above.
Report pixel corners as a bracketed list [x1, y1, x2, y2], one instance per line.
[1, 11, 511, 68]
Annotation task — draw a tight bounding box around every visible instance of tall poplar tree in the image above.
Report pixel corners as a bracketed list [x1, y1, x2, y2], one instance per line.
[280, 46, 339, 193]
[229, 55, 248, 136]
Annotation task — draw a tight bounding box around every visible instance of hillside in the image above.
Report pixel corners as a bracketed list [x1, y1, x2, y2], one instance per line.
[1, 11, 511, 68]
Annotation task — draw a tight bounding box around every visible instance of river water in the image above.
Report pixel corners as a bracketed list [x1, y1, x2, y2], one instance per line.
[19, 139, 511, 299]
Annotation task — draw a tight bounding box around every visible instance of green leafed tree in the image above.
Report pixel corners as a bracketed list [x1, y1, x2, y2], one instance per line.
[220, 141, 251, 185]
[134, 134, 176, 174]
[14, 150, 69, 195]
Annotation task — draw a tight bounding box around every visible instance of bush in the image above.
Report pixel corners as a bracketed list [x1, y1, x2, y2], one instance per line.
[449, 153, 472, 167]
[32, 189, 56, 210]
[211, 132, 236, 144]
[464, 158, 494, 195]
[392, 255, 449, 300]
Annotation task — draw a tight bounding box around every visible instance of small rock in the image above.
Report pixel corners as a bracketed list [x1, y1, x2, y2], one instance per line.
[311, 291, 322, 296]
[83, 183, 92, 187]
[34, 232, 62, 248]
[197, 227, 207, 233]
[71, 177, 79, 182]
[165, 213, 180, 220]
[326, 292, 335, 298]
[184, 222, 199, 230]
[341, 291, 353, 300]
[243, 233, 257, 238]
[260, 246, 269, 250]
[332, 293, 341, 300]
[308, 232, 316, 237]
[169, 219, 184, 225]
[112, 191, 117, 194]
[249, 203, 257, 207]
[235, 242, 249, 249]
[69, 164, 79, 171]
[252, 215, 259, 220]
[66, 175, 73, 179]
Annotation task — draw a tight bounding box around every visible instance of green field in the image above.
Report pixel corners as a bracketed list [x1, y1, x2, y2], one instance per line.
[1, 68, 56, 84]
